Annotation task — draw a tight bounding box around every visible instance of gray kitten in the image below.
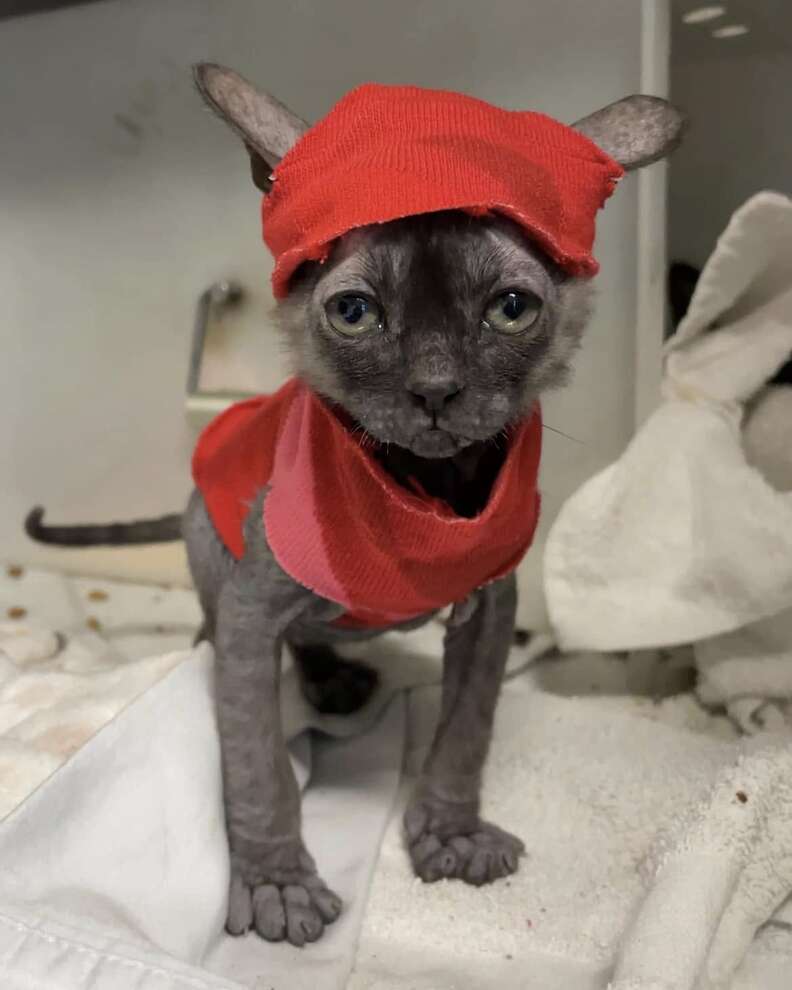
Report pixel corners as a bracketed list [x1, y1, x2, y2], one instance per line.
[26, 64, 685, 947]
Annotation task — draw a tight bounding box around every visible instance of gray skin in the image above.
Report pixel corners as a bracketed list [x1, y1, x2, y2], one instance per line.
[25, 64, 686, 947]
[186, 65, 684, 948]
[181, 208, 577, 946]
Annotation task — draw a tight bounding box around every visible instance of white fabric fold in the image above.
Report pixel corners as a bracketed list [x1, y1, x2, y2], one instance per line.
[540, 191, 792, 988]
[352, 659, 792, 990]
[3, 564, 792, 988]
[0, 646, 406, 990]
[612, 741, 792, 990]
[545, 191, 792, 653]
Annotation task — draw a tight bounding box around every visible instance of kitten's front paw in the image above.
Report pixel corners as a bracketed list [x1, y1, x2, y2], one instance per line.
[226, 845, 342, 946]
[404, 799, 525, 886]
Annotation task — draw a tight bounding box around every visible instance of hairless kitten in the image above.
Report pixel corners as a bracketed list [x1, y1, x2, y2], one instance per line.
[26, 65, 685, 947]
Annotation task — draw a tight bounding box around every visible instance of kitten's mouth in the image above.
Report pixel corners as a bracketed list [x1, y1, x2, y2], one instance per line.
[408, 427, 471, 458]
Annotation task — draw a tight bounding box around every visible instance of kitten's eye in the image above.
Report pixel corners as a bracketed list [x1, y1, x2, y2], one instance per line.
[483, 290, 542, 335]
[325, 293, 383, 336]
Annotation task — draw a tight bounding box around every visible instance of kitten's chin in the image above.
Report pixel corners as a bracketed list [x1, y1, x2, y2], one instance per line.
[406, 428, 471, 459]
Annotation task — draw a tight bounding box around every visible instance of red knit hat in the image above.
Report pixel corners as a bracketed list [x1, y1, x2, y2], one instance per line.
[262, 84, 624, 298]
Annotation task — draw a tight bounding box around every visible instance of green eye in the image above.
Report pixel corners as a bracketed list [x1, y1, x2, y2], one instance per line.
[326, 293, 383, 336]
[483, 290, 542, 335]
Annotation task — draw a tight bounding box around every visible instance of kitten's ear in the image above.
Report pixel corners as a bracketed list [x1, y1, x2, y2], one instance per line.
[573, 95, 686, 171]
[193, 63, 308, 192]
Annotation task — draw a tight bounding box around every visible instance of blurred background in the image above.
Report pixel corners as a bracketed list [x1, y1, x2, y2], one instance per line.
[670, 0, 792, 271]
[1, 0, 787, 628]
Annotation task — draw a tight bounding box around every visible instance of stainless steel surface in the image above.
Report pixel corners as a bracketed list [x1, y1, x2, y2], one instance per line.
[0, 0, 105, 20]
[186, 280, 245, 398]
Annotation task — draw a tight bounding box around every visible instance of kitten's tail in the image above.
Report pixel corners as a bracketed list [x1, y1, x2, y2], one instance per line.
[25, 506, 183, 547]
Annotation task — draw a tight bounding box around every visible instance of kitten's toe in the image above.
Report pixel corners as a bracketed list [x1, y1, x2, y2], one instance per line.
[226, 872, 254, 935]
[252, 884, 286, 941]
[282, 884, 324, 946]
[306, 877, 343, 922]
[227, 841, 342, 947]
[405, 802, 526, 887]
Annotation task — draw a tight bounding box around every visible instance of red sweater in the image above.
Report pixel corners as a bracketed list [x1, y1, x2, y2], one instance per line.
[193, 379, 542, 628]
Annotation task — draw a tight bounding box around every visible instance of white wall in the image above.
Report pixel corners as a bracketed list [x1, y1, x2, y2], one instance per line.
[2, 0, 652, 627]
[669, 49, 792, 269]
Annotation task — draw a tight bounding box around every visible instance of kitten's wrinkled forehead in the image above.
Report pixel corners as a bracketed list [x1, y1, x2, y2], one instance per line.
[314, 211, 560, 306]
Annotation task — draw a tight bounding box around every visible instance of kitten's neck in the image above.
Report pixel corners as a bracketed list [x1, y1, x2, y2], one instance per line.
[374, 440, 507, 519]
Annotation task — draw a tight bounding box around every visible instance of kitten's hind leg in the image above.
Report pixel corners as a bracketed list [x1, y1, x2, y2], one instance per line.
[291, 643, 379, 716]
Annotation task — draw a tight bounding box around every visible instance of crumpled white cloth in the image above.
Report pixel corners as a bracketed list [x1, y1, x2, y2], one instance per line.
[0, 566, 200, 821]
[611, 739, 792, 990]
[4, 565, 792, 988]
[695, 607, 792, 736]
[0, 562, 549, 990]
[539, 191, 792, 989]
[0, 563, 416, 990]
[351, 652, 792, 990]
[0, 644, 408, 990]
[545, 191, 792, 654]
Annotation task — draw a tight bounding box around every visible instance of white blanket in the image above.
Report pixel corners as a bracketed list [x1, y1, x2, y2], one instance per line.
[3, 565, 792, 988]
[540, 191, 792, 988]
[0, 564, 426, 989]
[7, 512, 792, 990]
[8, 186, 792, 985]
[0, 563, 542, 989]
[352, 654, 792, 990]
[0, 648, 407, 990]
[545, 191, 792, 653]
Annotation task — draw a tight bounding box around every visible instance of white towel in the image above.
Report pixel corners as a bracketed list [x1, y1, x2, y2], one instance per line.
[0, 646, 406, 990]
[743, 386, 792, 494]
[0, 566, 198, 820]
[352, 657, 792, 990]
[529, 191, 792, 989]
[612, 739, 792, 990]
[0, 562, 545, 990]
[544, 191, 792, 654]
[0, 561, 413, 990]
[694, 607, 792, 719]
[4, 566, 792, 988]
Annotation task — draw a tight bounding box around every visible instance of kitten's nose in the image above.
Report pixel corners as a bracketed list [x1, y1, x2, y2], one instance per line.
[408, 377, 463, 412]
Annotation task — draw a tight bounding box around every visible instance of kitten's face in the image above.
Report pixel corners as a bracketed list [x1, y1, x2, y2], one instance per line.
[278, 211, 593, 458]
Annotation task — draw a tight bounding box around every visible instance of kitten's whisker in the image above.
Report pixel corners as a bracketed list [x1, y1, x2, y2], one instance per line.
[487, 431, 506, 451]
[543, 423, 584, 445]
[358, 428, 376, 450]
[350, 423, 368, 440]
